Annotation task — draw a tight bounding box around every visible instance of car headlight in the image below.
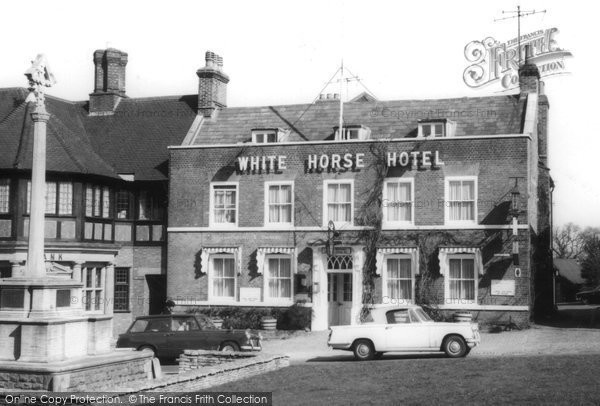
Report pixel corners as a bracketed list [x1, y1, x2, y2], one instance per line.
[245, 329, 252, 340]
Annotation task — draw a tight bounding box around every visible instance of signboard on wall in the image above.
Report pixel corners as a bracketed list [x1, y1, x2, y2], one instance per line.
[491, 279, 516, 296]
[240, 287, 262, 303]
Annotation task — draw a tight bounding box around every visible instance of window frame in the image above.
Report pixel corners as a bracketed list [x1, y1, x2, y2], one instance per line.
[323, 179, 354, 227]
[444, 254, 478, 307]
[26, 180, 74, 217]
[382, 254, 415, 304]
[81, 264, 105, 314]
[382, 178, 414, 227]
[0, 178, 10, 214]
[263, 254, 294, 304]
[264, 181, 294, 227]
[85, 184, 112, 219]
[114, 267, 130, 313]
[444, 176, 478, 226]
[208, 254, 237, 302]
[252, 130, 278, 144]
[209, 182, 239, 228]
[335, 126, 371, 141]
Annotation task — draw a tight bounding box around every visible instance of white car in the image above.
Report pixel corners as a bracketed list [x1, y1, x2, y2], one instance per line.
[327, 305, 481, 360]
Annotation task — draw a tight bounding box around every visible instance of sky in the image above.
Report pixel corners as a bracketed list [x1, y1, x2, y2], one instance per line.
[1, 0, 598, 228]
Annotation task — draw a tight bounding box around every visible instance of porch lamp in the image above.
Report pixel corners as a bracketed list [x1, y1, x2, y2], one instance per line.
[326, 220, 340, 257]
[510, 180, 520, 266]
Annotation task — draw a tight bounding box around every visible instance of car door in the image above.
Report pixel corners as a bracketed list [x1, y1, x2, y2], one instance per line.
[166, 316, 209, 356]
[383, 309, 431, 350]
[140, 317, 172, 356]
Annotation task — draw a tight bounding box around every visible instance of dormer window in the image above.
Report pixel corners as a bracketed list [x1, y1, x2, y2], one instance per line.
[251, 128, 287, 144]
[335, 125, 371, 141]
[418, 119, 456, 138]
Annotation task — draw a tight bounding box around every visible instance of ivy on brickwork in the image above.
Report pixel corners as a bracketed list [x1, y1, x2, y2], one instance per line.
[354, 143, 502, 321]
[355, 143, 388, 322]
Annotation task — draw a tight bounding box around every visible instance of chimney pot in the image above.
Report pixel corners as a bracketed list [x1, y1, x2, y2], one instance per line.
[197, 50, 229, 118]
[89, 48, 128, 115]
[327, 93, 332, 100]
[334, 93, 340, 100]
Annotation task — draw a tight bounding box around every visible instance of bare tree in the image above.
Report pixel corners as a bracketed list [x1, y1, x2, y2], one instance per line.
[553, 223, 584, 259]
[581, 234, 600, 287]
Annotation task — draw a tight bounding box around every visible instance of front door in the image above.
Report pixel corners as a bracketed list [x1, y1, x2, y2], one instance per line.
[328, 273, 352, 326]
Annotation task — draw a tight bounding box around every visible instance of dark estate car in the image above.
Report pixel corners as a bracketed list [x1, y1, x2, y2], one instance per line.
[116, 314, 262, 358]
[576, 286, 600, 304]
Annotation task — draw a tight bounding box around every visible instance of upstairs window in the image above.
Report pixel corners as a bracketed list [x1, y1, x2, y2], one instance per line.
[210, 183, 238, 226]
[251, 128, 287, 144]
[383, 179, 413, 224]
[27, 181, 73, 216]
[445, 177, 477, 223]
[85, 185, 110, 218]
[418, 119, 456, 138]
[265, 182, 293, 225]
[116, 190, 132, 219]
[335, 125, 371, 141]
[138, 190, 164, 221]
[324, 181, 353, 226]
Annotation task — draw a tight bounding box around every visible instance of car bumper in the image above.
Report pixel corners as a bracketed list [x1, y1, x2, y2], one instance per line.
[466, 332, 481, 348]
[328, 343, 352, 350]
[240, 340, 262, 351]
[240, 345, 262, 351]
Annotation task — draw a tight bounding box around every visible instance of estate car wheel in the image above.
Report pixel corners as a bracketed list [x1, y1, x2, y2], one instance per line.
[442, 335, 467, 358]
[353, 339, 375, 361]
[219, 341, 240, 353]
[138, 345, 156, 358]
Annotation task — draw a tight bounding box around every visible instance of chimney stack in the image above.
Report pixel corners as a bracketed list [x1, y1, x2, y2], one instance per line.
[519, 45, 540, 95]
[197, 51, 229, 118]
[89, 48, 128, 115]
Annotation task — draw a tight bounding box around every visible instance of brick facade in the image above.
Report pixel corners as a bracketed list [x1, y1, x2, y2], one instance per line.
[167, 131, 547, 329]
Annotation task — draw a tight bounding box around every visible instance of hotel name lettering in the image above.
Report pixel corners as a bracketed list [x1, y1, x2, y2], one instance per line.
[236, 151, 444, 173]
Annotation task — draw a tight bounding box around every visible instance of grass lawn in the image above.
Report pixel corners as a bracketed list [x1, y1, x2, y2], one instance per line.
[208, 353, 600, 405]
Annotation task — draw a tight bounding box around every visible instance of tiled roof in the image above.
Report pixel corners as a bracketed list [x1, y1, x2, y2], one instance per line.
[0, 86, 526, 180]
[192, 95, 525, 145]
[0, 89, 197, 181]
[78, 95, 197, 180]
[554, 258, 585, 285]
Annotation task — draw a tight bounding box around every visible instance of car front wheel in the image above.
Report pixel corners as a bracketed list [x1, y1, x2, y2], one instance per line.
[443, 335, 467, 358]
[353, 339, 375, 361]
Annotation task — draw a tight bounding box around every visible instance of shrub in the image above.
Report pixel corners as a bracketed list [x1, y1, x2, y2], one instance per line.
[185, 304, 311, 330]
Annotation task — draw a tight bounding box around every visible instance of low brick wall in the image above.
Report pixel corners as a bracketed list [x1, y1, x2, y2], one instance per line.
[107, 353, 289, 393]
[0, 350, 153, 391]
[177, 350, 255, 371]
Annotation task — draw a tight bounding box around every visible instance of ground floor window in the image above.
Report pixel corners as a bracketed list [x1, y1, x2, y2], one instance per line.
[114, 267, 130, 312]
[82, 265, 104, 312]
[210, 256, 236, 300]
[266, 256, 293, 300]
[447, 256, 476, 303]
[384, 256, 413, 301]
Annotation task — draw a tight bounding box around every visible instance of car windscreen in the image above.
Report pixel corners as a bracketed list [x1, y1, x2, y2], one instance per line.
[129, 319, 149, 333]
